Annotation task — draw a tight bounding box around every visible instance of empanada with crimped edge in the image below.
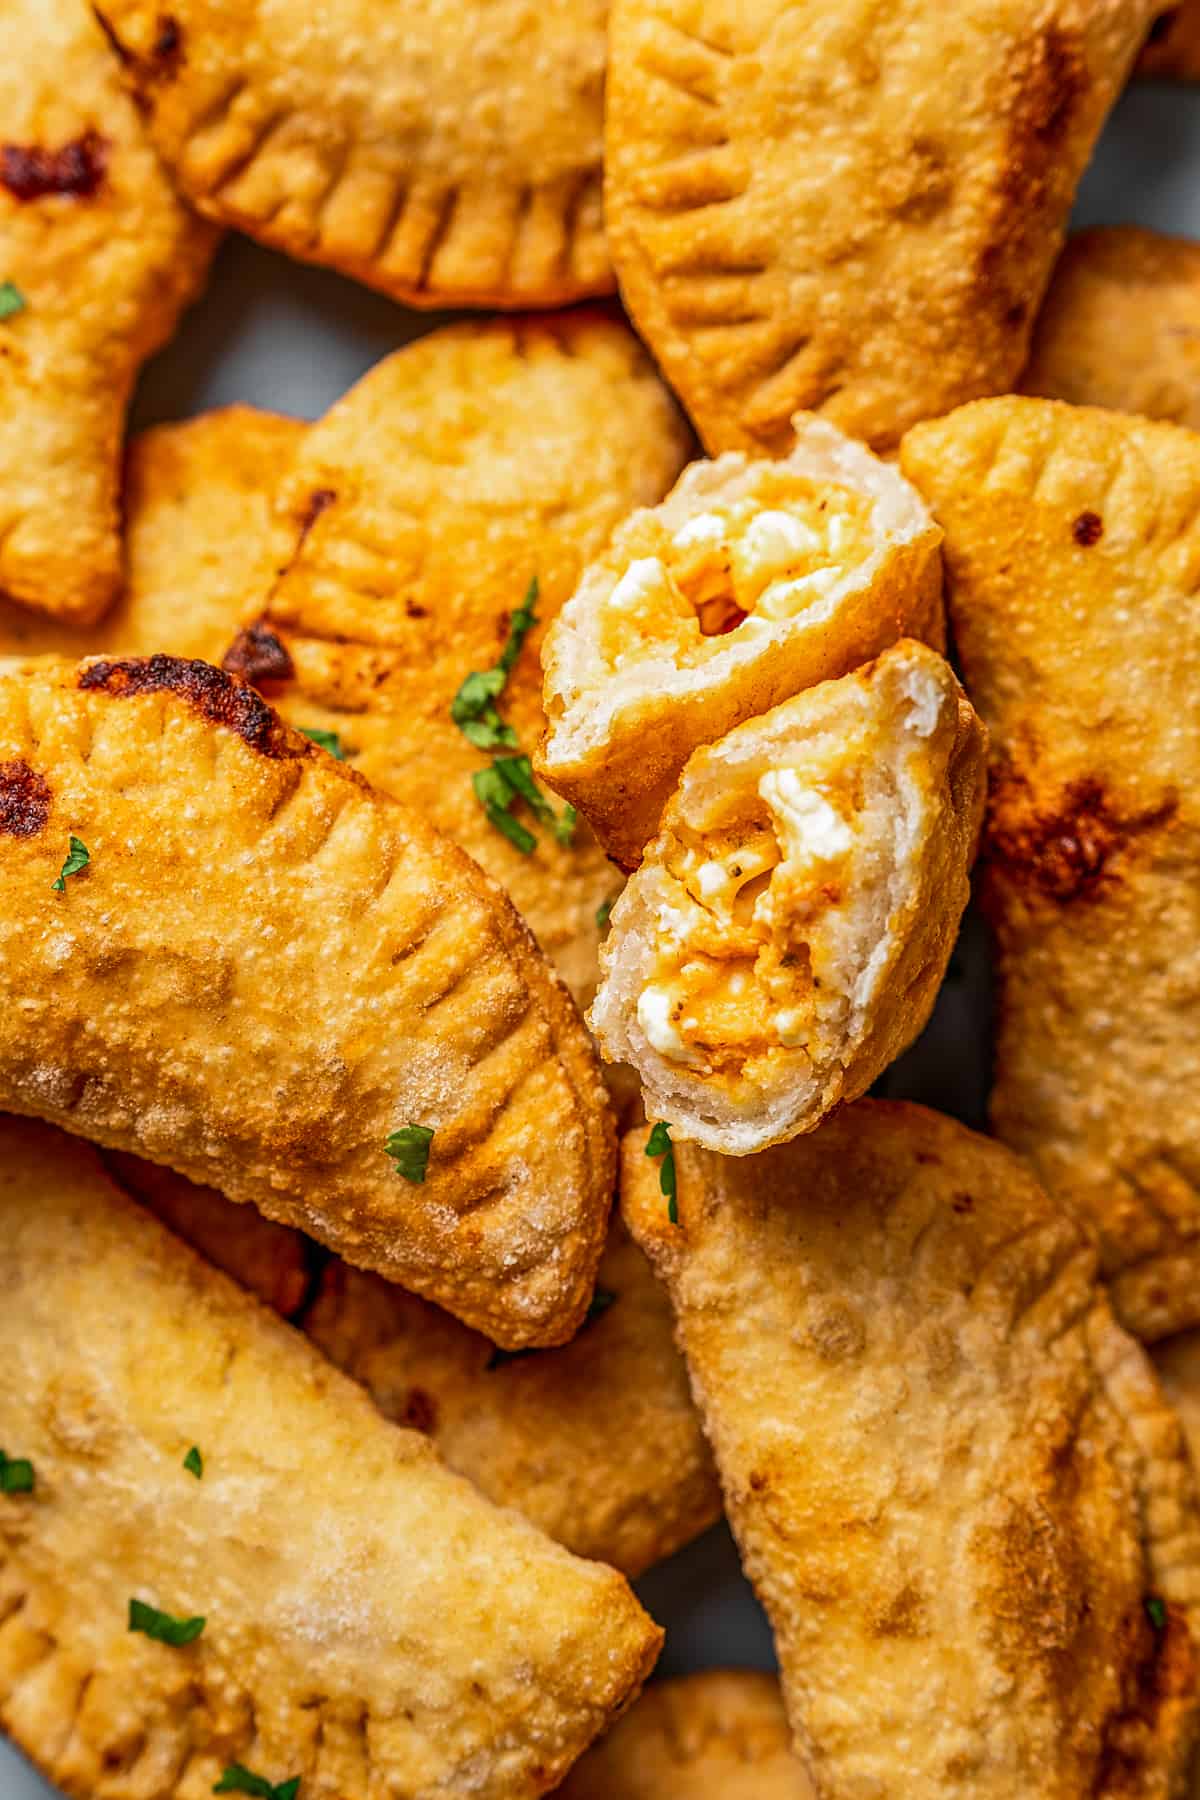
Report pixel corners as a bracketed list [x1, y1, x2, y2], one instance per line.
[622, 1101, 1200, 1799]
[1023, 228, 1200, 429]
[0, 0, 217, 624]
[902, 396, 1200, 1343]
[94, 0, 611, 310]
[1139, 3, 1200, 78]
[0, 654, 614, 1349]
[590, 641, 985, 1154]
[0, 1116, 661, 1800]
[605, 0, 1156, 456]
[538, 414, 944, 871]
[558, 1671, 813, 1798]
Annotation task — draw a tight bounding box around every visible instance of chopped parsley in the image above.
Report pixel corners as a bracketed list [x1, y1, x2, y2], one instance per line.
[1145, 1595, 1168, 1633]
[183, 1446, 203, 1479]
[213, 1766, 300, 1800]
[0, 281, 25, 321]
[51, 835, 89, 892]
[645, 1121, 678, 1224]
[587, 1287, 617, 1323]
[128, 1599, 206, 1646]
[0, 1449, 34, 1494]
[472, 755, 574, 856]
[385, 1124, 434, 1184]
[451, 578, 539, 750]
[299, 726, 346, 760]
[554, 803, 578, 847]
[595, 897, 614, 933]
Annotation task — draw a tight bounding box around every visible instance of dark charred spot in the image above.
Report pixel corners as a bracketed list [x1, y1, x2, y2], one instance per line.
[152, 13, 183, 67]
[985, 770, 1178, 906]
[0, 759, 51, 837]
[1005, 301, 1028, 329]
[951, 1193, 975, 1215]
[1, 131, 109, 203]
[1072, 510, 1104, 547]
[404, 599, 428, 620]
[79, 655, 297, 759]
[222, 621, 295, 689]
[299, 487, 336, 534]
[1148, 7, 1180, 43]
[749, 1470, 768, 1492]
[401, 1388, 438, 1435]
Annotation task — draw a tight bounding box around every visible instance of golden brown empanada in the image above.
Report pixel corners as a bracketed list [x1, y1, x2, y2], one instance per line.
[94, 0, 611, 309]
[0, 1116, 661, 1800]
[538, 416, 943, 870]
[605, 0, 1154, 456]
[622, 1102, 1200, 1798]
[0, 0, 217, 624]
[590, 641, 985, 1153]
[903, 396, 1200, 1341]
[1139, 3, 1200, 77]
[0, 655, 614, 1349]
[1023, 228, 1200, 429]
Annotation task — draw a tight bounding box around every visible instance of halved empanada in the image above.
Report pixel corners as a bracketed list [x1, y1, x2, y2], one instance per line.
[590, 641, 984, 1153]
[605, 0, 1154, 455]
[0, 0, 217, 623]
[902, 396, 1200, 1342]
[0, 1116, 661, 1800]
[538, 416, 943, 869]
[0, 655, 614, 1349]
[1139, 3, 1200, 78]
[622, 1102, 1200, 1798]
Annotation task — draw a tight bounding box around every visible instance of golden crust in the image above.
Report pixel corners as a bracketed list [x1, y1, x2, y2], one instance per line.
[902, 396, 1200, 1342]
[94, 0, 611, 309]
[1138, 4, 1200, 78]
[0, 655, 616, 1349]
[0, 0, 217, 624]
[622, 1101, 1200, 1798]
[605, 0, 1156, 456]
[0, 1116, 661, 1800]
[557, 1671, 814, 1798]
[1023, 228, 1200, 429]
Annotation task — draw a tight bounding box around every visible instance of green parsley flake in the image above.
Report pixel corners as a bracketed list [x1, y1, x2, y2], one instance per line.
[595, 897, 614, 933]
[183, 1446, 203, 1479]
[451, 577, 539, 750]
[0, 281, 26, 321]
[472, 764, 537, 856]
[213, 1765, 300, 1800]
[1145, 1595, 1168, 1632]
[128, 1598, 206, 1646]
[645, 1122, 678, 1224]
[385, 1124, 435, 1184]
[0, 1449, 34, 1494]
[299, 726, 346, 760]
[554, 803, 578, 847]
[586, 1287, 617, 1324]
[51, 835, 89, 893]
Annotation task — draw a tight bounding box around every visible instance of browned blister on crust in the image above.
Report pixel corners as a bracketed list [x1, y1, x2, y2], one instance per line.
[0, 1117, 662, 1800]
[0, 655, 616, 1349]
[94, 0, 611, 309]
[622, 1101, 1200, 1799]
[605, 0, 1157, 456]
[1024, 228, 1200, 429]
[557, 1670, 814, 1798]
[1139, 4, 1200, 78]
[902, 397, 1200, 1342]
[0, 0, 217, 624]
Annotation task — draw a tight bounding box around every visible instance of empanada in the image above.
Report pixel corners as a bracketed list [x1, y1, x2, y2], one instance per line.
[0, 0, 217, 623]
[94, 0, 611, 309]
[1023, 228, 1200, 429]
[605, 0, 1154, 456]
[622, 1102, 1200, 1798]
[0, 655, 615, 1349]
[557, 1671, 813, 1798]
[538, 416, 943, 870]
[1139, 3, 1200, 77]
[0, 1116, 661, 1800]
[590, 641, 985, 1153]
[902, 396, 1200, 1341]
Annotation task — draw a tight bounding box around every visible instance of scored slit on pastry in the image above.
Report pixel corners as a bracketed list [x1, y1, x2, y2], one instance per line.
[590, 641, 985, 1154]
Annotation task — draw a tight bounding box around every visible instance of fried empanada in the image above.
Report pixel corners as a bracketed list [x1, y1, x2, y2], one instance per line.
[538, 417, 943, 870]
[557, 1671, 813, 1798]
[1023, 228, 1200, 429]
[622, 1101, 1200, 1798]
[0, 0, 217, 624]
[0, 655, 615, 1349]
[0, 1115, 661, 1799]
[605, 0, 1154, 458]
[590, 642, 985, 1153]
[1139, 3, 1200, 77]
[94, 0, 611, 309]
[902, 396, 1200, 1342]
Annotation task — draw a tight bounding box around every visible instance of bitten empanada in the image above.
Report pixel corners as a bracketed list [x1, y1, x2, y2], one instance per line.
[903, 397, 1200, 1341]
[1139, 3, 1200, 78]
[605, 0, 1154, 456]
[94, 0, 611, 309]
[1023, 228, 1200, 429]
[0, 0, 217, 623]
[0, 1117, 661, 1800]
[590, 642, 985, 1153]
[538, 416, 943, 870]
[0, 655, 615, 1349]
[622, 1102, 1200, 1798]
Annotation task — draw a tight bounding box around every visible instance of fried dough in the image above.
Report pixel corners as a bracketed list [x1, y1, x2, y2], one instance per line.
[622, 1102, 1200, 1798]
[0, 0, 217, 624]
[1023, 228, 1200, 429]
[557, 1671, 813, 1798]
[94, 0, 611, 309]
[538, 416, 944, 869]
[605, 0, 1154, 456]
[591, 642, 985, 1153]
[0, 1115, 661, 1799]
[903, 396, 1200, 1341]
[0, 655, 615, 1349]
[1139, 4, 1200, 77]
